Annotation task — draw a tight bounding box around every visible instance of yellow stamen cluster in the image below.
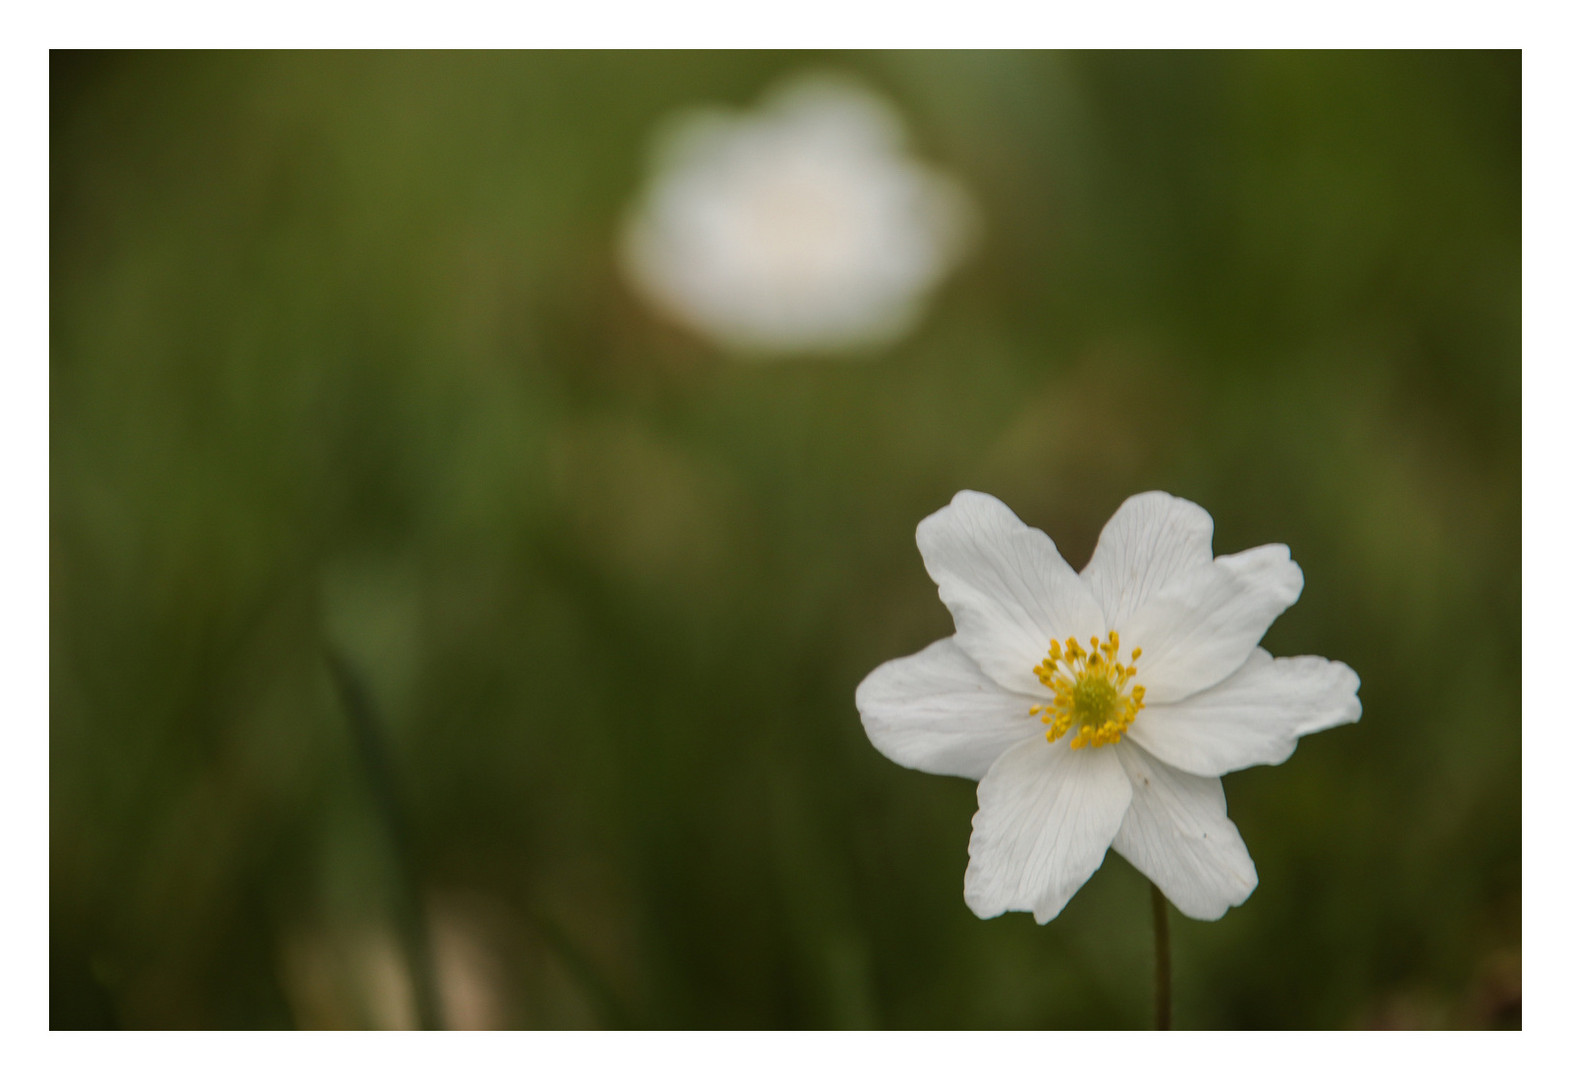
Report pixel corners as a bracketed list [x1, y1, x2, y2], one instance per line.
[1029, 631, 1147, 750]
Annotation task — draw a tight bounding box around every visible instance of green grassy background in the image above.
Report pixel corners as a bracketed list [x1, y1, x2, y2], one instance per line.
[50, 50, 1520, 1029]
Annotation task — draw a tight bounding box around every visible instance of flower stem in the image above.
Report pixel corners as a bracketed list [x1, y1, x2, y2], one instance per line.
[1151, 881, 1171, 1030]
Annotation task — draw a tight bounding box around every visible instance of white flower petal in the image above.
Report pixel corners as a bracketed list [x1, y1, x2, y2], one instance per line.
[964, 737, 1132, 924]
[916, 491, 1106, 696]
[1129, 648, 1362, 776]
[1111, 742, 1257, 921]
[1079, 491, 1215, 630]
[1120, 544, 1304, 704]
[855, 637, 1042, 781]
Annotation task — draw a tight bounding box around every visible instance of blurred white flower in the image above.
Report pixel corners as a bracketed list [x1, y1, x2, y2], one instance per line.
[619, 73, 976, 356]
[856, 491, 1362, 923]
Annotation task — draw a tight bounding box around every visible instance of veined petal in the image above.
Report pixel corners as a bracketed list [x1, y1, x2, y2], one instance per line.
[964, 737, 1132, 924]
[1129, 649, 1362, 776]
[915, 491, 1106, 696]
[1120, 544, 1304, 704]
[1111, 742, 1257, 921]
[1080, 492, 1215, 629]
[856, 637, 1042, 781]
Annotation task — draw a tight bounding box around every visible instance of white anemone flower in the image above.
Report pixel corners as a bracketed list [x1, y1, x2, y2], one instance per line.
[856, 491, 1362, 923]
[619, 73, 975, 356]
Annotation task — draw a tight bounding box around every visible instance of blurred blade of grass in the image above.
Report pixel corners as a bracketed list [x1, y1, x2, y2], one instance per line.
[325, 647, 445, 1030]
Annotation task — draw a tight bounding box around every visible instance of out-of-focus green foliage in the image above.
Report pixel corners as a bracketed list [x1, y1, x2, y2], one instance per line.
[50, 50, 1520, 1029]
